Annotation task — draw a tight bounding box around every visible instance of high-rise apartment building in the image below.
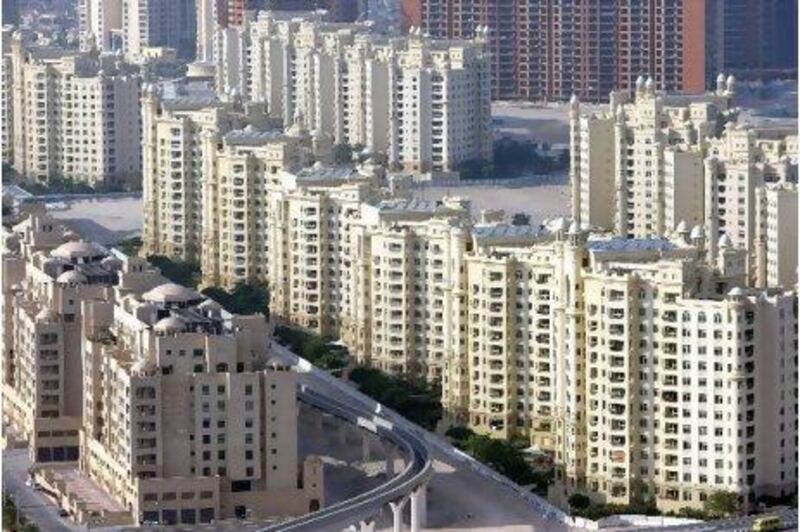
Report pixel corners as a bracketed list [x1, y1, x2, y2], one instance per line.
[570, 78, 798, 287]
[755, 183, 799, 289]
[141, 80, 316, 263]
[78, 0, 124, 52]
[2, 210, 324, 526]
[706, 0, 798, 81]
[197, 1, 365, 64]
[412, 0, 709, 101]
[5, 34, 142, 187]
[121, 0, 197, 61]
[456, 222, 796, 510]
[79, 286, 322, 526]
[216, 11, 492, 174]
[410, 0, 798, 101]
[2, 208, 164, 464]
[2, 0, 19, 26]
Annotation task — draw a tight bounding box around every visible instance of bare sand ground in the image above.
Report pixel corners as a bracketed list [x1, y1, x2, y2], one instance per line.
[413, 182, 571, 226]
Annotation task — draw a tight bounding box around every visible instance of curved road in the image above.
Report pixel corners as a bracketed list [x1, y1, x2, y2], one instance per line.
[269, 342, 583, 531]
[260, 387, 433, 531]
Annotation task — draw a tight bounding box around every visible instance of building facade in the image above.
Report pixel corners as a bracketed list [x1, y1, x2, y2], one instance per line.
[2, 210, 324, 526]
[121, 0, 197, 61]
[141, 81, 316, 263]
[408, 0, 797, 101]
[216, 11, 492, 174]
[78, 0, 123, 52]
[570, 79, 798, 287]
[6, 35, 141, 187]
[457, 223, 797, 510]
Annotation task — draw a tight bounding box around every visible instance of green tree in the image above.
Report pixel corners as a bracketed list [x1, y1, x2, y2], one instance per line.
[445, 425, 475, 442]
[511, 212, 530, 226]
[115, 236, 143, 257]
[704, 490, 740, 517]
[568, 493, 591, 511]
[147, 255, 202, 288]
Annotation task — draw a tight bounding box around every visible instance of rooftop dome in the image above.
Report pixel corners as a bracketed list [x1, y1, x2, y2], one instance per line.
[550, 217, 569, 233]
[718, 234, 733, 248]
[56, 270, 88, 285]
[197, 299, 222, 312]
[728, 287, 745, 297]
[567, 221, 580, 235]
[675, 220, 688, 233]
[154, 315, 188, 334]
[101, 255, 123, 269]
[689, 225, 704, 240]
[36, 308, 59, 322]
[142, 283, 202, 304]
[51, 241, 108, 261]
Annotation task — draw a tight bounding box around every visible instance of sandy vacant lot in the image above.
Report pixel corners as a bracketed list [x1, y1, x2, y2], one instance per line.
[48, 196, 143, 245]
[413, 182, 570, 226]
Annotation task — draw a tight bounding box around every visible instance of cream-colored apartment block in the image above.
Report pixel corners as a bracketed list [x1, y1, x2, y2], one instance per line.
[78, 0, 123, 52]
[570, 76, 732, 237]
[264, 165, 387, 337]
[2, 210, 163, 464]
[141, 81, 313, 263]
[141, 83, 252, 261]
[199, 128, 311, 288]
[216, 11, 491, 175]
[6, 34, 141, 187]
[2, 211, 323, 526]
[79, 286, 322, 525]
[704, 124, 797, 282]
[358, 198, 471, 383]
[455, 220, 797, 510]
[571, 77, 798, 287]
[755, 183, 799, 289]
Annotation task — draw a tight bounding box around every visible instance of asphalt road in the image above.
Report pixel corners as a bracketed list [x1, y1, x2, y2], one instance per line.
[273, 344, 583, 532]
[637, 506, 798, 531]
[2, 448, 74, 532]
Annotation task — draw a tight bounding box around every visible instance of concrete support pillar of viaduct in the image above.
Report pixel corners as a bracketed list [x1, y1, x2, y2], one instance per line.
[410, 484, 427, 531]
[388, 498, 408, 532]
[312, 409, 323, 433]
[362, 434, 371, 462]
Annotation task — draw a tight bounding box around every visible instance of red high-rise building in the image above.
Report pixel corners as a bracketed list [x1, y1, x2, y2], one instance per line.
[413, 0, 715, 101]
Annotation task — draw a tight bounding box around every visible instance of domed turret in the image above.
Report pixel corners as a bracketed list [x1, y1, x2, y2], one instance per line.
[675, 220, 688, 234]
[725, 75, 736, 94]
[51, 241, 108, 262]
[56, 270, 88, 285]
[727, 286, 745, 298]
[142, 283, 202, 305]
[718, 233, 733, 249]
[716, 73, 726, 93]
[154, 315, 188, 334]
[567, 221, 580, 235]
